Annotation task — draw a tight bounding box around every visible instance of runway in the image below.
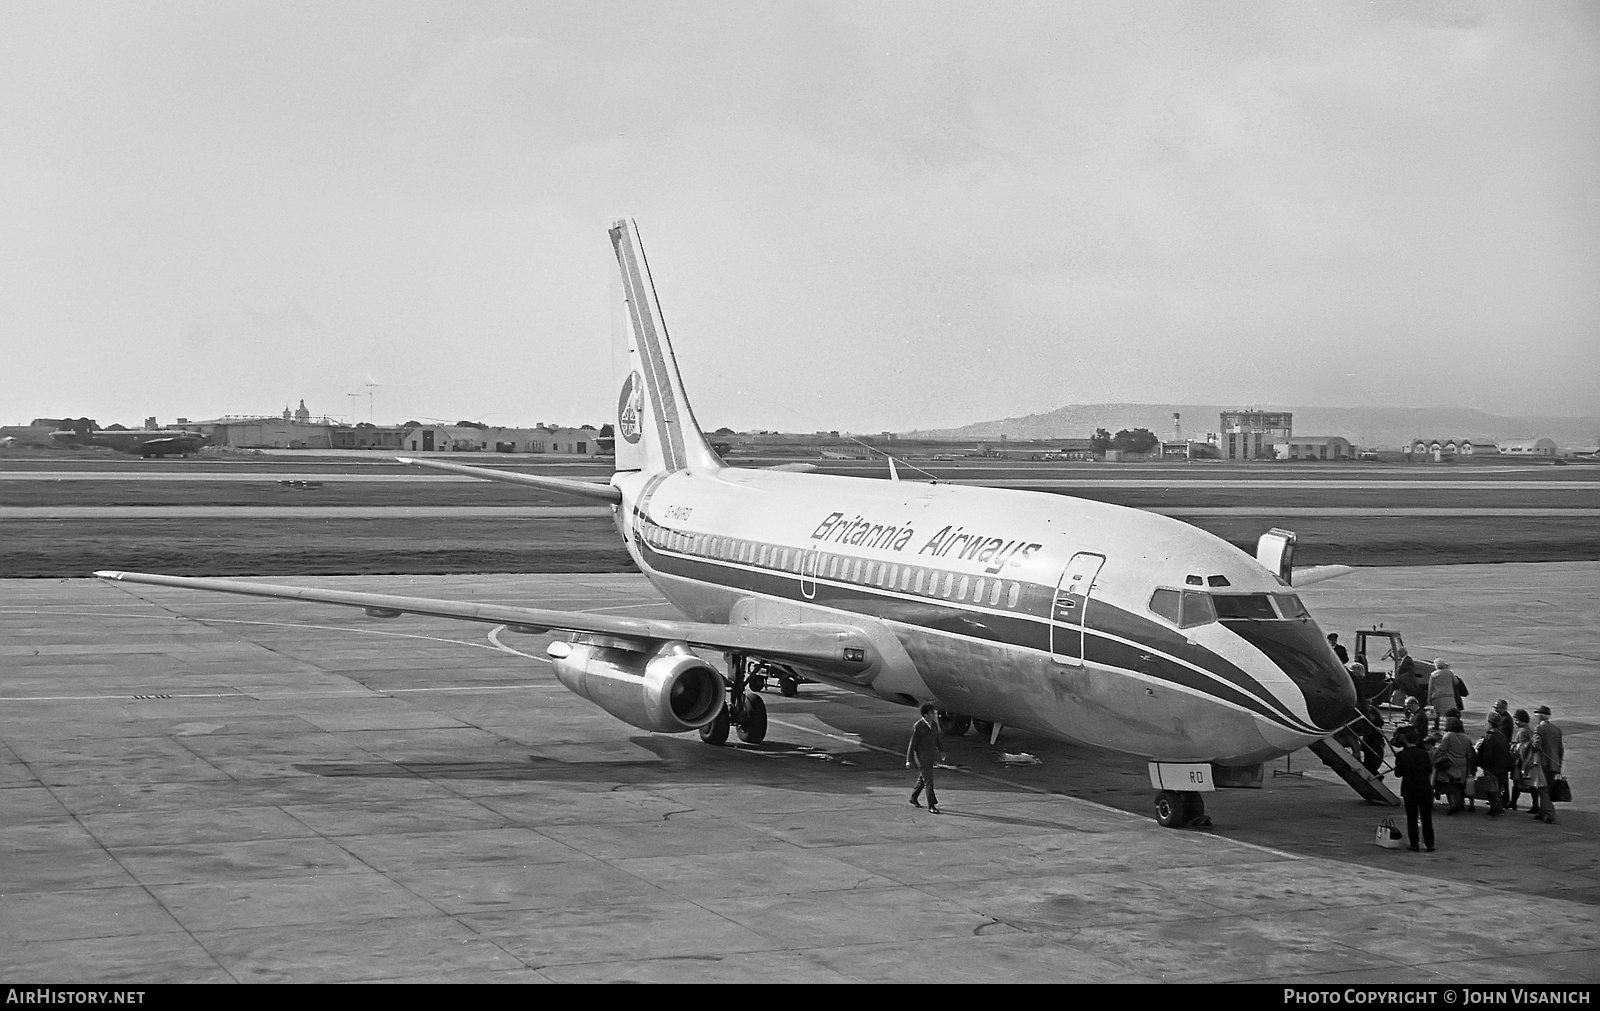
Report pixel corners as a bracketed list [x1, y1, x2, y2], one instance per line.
[4, 505, 1594, 519]
[1, 562, 1595, 983]
[4, 470, 1596, 491]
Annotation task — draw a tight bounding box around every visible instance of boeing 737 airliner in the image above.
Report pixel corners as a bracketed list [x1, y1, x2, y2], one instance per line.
[99, 219, 1363, 827]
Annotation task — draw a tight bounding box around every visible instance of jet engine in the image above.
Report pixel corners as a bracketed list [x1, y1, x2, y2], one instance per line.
[544, 638, 725, 733]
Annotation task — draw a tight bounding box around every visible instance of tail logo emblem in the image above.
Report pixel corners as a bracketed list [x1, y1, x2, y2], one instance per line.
[617, 372, 644, 444]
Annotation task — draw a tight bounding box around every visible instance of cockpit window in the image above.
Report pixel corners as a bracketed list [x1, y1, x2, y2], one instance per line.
[1212, 594, 1278, 620]
[1154, 589, 1310, 627]
[1149, 588, 1217, 629]
[1148, 588, 1182, 624]
[1180, 590, 1217, 628]
[1274, 593, 1308, 619]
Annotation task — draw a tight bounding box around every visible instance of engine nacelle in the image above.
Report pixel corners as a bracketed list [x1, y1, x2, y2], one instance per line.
[545, 639, 725, 733]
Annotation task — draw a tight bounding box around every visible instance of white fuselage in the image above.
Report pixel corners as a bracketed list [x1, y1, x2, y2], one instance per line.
[609, 466, 1356, 767]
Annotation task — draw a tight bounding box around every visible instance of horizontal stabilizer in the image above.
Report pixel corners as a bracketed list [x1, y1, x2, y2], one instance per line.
[396, 457, 621, 504]
[1289, 565, 1356, 587]
[94, 570, 876, 678]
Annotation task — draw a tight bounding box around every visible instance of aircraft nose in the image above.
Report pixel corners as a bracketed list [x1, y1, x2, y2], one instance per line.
[1226, 619, 1357, 731]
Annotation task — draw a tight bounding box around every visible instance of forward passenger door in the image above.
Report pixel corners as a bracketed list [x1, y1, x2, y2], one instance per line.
[1050, 552, 1105, 667]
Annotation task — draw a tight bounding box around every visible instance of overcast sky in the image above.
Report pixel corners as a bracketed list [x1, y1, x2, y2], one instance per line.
[3, 1, 1597, 433]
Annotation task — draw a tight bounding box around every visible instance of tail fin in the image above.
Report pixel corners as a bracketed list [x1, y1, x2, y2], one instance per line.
[608, 218, 722, 474]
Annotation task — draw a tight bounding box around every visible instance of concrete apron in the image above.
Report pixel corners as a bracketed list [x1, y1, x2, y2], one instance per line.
[0, 564, 1594, 983]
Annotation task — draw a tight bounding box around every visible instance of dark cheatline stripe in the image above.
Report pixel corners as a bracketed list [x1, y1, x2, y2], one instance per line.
[628, 529, 1321, 734]
[610, 224, 685, 471]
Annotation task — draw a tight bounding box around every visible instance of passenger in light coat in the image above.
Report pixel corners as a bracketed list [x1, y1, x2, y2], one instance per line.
[1427, 660, 1463, 722]
[1431, 716, 1475, 815]
[1513, 710, 1551, 823]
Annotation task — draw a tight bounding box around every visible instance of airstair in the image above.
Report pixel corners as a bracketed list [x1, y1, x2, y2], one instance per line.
[1308, 710, 1400, 805]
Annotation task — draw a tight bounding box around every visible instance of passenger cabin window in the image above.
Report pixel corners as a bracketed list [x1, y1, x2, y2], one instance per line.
[1007, 582, 1020, 608]
[1212, 594, 1278, 620]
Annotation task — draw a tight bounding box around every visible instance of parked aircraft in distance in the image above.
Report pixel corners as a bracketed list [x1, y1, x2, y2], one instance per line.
[100, 219, 1365, 827]
[52, 428, 208, 458]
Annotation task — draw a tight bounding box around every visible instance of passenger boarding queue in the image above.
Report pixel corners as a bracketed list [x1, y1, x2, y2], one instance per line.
[1348, 656, 1569, 852]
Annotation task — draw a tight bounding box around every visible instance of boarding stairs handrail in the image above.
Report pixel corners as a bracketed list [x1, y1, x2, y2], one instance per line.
[1308, 710, 1400, 805]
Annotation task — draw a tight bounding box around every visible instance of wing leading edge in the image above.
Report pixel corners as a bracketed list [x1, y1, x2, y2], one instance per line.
[395, 456, 623, 504]
[93, 570, 875, 678]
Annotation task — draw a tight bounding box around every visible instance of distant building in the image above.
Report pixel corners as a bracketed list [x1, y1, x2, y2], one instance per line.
[1273, 436, 1353, 461]
[192, 417, 334, 449]
[1220, 410, 1292, 460]
[399, 425, 602, 455]
[1160, 440, 1221, 460]
[331, 425, 406, 450]
[1403, 438, 1497, 460]
[1498, 438, 1557, 456]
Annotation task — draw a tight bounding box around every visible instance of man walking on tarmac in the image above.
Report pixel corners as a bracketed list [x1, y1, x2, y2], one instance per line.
[907, 703, 947, 814]
[1394, 728, 1436, 851]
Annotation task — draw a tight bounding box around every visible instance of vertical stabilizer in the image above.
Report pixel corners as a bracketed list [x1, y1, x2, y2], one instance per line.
[608, 219, 723, 474]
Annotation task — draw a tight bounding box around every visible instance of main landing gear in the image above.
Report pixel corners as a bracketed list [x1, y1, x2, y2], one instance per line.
[1153, 790, 1209, 829]
[744, 660, 803, 698]
[701, 654, 769, 746]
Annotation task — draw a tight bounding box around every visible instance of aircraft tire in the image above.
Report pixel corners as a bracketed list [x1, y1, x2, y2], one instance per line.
[1154, 791, 1186, 828]
[779, 677, 799, 698]
[736, 694, 767, 744]
[699, 709, 730, 746]
[971, 719, 994, 740]
[937, 711, 970, 737]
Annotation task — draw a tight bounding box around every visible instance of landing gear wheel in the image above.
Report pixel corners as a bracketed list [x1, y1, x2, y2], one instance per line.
[972, 719, 994, 740]
[1154, 790, 1185, 828]
[699, 708, 730, 746]
[736, 693, 767, 744]
[779, 676, 799, 698]
[748, 674, 767, 693]
[937, 711, 971, 737]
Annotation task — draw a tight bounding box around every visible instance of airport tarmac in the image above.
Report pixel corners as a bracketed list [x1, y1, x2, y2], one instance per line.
[1, 563, 1595, 983]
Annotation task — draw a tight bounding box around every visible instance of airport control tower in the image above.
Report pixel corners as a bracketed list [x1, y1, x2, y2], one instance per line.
[1220, 410, 1292, 460]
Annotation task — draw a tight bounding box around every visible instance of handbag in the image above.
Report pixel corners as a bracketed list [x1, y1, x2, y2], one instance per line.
[1474, 774, 1494, 797]
[1454, 675, 1469, 699]
[1551, 777, 1572, 803]
[1374, 818, 1402, 849]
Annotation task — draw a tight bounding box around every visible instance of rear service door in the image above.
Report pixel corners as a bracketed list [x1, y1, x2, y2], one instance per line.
[1051, 552, 1106, 667]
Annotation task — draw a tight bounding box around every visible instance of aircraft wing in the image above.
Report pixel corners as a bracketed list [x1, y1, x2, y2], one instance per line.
[396, 456, 623, 504]
[93, 570, 874, 677]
